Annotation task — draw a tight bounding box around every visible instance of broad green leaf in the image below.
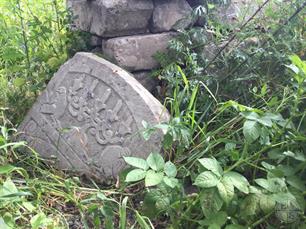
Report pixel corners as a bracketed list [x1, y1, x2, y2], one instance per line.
[257, 115, 273, 127]
[2, 213, 14, 229]
[200, 211, 227, 226]
[198, 157, 223, 177]
[155, 196, 170, 211]
[194, 171, 220, 188]
[225, 225, 245, 229]
[259, 194, 275, 213]
[163, 177, 179, 188]
[30, 213, 51, 229]
[22, 202, 36, 212]
[0, 218, 9, 229]
[102, 204, 114, 229]
[125, 169, 146, 182]
[243, 120, 260, 142]
[217, 178, 234, 203]
[164, 161, 177, 177]
[286, 176, 306, 191]
[154, 124, 169, 134]
[145, 170, 164, 187]
[224, 172, 249, 194]
[255, 178, 286, 193]
[124, 157, 149, 170]
[208, 224, 221, 229]
[1, 178, 18, 195]
[240, 194, 259, 216]
[0, 164, 18, 175]
[241, 111, 260, 121]
[13, 77, 26, 88]
[146, 153, 165, 171]
[272, 192, 298, 206]
[200, 189, 223, 218]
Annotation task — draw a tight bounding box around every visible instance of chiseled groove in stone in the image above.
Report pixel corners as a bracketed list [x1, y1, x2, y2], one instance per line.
[18, 52, 169, 180]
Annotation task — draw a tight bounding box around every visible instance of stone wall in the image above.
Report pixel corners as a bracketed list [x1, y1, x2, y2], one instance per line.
[67, 0, 259, 91]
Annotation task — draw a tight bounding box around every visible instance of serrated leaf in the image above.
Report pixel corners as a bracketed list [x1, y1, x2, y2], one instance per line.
[146, 153, 165, 171]
[124, 157, 149, 170]
[198, 157, 223, 176]
[194, 171, 220, 188]
[243, 120, 260, 142]
[125, 169, 146, 183]
[164, 161, 177, 177]
[224, 172, 249, 194]
[145, 170, 164, 187]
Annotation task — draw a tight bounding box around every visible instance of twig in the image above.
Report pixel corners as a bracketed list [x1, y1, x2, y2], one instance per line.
[203, 0, 272, 72]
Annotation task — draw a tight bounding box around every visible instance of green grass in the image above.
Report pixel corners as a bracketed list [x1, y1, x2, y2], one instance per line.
[0, 0, 306, 228]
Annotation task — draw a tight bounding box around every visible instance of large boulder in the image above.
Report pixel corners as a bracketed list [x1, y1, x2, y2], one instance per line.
[67, 0, 154, 37]
[18, 52, 169, 180]
[102, 32, 176, 71]
[151, 0, 192, 32]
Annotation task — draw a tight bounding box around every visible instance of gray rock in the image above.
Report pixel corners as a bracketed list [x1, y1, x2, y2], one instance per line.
[151, 0, 192, 32]
[215, 0, 259, 25]
[89, 35, 102, 47]
[186, 0, 202, 8]
[102, 32, 176, 71]
[132, 71, 159, 92]
[67, 0, 153, 37]
[18, 52, 169, 180]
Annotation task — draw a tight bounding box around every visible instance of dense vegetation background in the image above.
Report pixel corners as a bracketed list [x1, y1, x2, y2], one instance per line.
[0, 0, 305, 228]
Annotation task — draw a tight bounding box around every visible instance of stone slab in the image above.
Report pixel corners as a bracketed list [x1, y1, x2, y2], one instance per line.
[67, 0, 153, 37]
[18, 52, 169, 179]
[102, 32, 176, 71]
[132, 71, 159, 93]
[151, 0, 192, 33]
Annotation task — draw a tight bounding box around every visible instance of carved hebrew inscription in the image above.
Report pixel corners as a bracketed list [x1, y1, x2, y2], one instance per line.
[18, 53, 169, 179]
[20, 72, 138, 177]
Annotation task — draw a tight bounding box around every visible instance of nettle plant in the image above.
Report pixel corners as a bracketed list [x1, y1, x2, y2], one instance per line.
[124, 153, 179, 189]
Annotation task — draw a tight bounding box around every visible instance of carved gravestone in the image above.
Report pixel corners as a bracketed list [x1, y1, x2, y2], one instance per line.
[18, 52, 169, 179]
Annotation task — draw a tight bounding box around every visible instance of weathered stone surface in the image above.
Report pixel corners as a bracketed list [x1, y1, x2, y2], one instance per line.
[215, 0, 259, 25]
[102, 32, 176, 71]
[132, 71, 159, 92]
[186, 0, 202, 8]
[151, 0, 192, 32]
[89, 35, 102, 47]
[67, 0, 153, 37]
[18, 52, 169, 179]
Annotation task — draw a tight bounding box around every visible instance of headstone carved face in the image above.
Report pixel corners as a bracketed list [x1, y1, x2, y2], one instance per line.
[18, 52, 169, 180]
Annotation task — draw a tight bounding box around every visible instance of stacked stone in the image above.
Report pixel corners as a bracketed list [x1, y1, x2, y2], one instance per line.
[67, 0, 193, 92]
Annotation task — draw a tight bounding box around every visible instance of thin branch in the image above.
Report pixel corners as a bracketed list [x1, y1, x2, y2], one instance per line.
[203, 0, 272, 72]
